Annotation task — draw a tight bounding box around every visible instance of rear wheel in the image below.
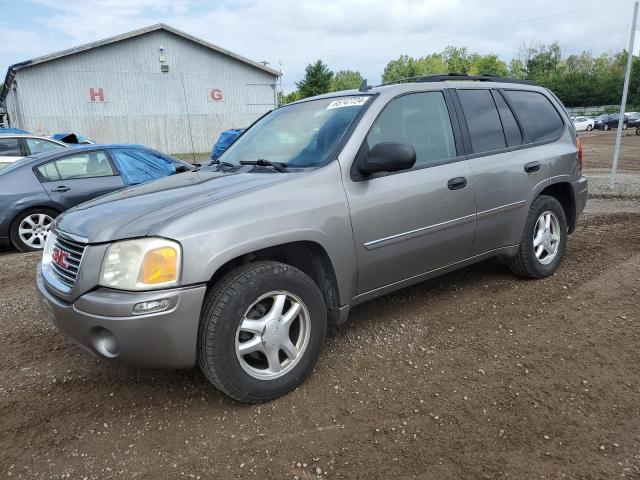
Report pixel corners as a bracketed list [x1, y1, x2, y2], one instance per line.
[508, 195, 567, 279]
[586, 124, 593, 131]
[10, 208, 58, 252]
[198, 261, 327, 402]
[604, 124, 610, 131]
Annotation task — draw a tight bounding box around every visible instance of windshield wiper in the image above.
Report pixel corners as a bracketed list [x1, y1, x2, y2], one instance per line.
[240, 159, 287, 173]
[208, 158, 236, 171]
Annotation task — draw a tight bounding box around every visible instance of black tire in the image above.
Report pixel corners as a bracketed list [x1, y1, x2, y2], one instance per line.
[604, 124, 610, 131]
[586, 124, 593, 131]
[10, 207, 58, 252]
[636, 127, 640, 136]
[198, 261, 327, 403]
[508, 195, 567, 279]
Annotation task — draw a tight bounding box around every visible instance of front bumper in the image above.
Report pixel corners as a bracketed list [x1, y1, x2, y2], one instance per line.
[36, 263, 207, 369]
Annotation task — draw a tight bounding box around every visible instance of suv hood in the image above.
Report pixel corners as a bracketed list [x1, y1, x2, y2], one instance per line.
[55, 169, 288, 243]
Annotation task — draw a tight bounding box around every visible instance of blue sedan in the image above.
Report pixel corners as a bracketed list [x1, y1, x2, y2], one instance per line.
[0, 144, 193, 251]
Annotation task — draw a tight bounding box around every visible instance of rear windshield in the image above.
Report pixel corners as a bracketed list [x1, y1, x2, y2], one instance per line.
[218, 96, 371, 169]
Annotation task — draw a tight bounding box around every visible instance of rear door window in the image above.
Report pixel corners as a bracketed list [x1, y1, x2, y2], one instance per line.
[457, 89, 506, 154]
[0, 138, 21, 156]
[53, 151, 115, 179]
[504, 90, 564, 143]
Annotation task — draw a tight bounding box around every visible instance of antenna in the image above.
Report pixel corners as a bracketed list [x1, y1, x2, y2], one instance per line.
[359, 79, 372, 92]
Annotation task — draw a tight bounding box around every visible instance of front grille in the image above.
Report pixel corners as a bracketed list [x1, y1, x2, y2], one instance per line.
[50, 234, 87, 287]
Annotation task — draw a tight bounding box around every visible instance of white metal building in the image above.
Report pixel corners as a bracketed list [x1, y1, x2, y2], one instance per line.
[2, 24, 280, 154]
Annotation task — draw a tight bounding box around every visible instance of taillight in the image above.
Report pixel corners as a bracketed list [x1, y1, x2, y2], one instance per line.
[576, 137, 583, 172]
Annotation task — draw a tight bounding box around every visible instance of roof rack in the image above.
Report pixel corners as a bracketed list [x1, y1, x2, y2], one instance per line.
[380, 73, 534, 86]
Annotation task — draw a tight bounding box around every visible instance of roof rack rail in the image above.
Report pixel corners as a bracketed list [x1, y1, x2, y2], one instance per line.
[380, 73, 534, 86]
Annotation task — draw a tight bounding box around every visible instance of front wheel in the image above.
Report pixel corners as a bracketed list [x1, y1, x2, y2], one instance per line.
[198, 261, 327, 402]
[604, 124, 610, 131]
[508, 195, 567, 279]
[10, 208, 58, 252]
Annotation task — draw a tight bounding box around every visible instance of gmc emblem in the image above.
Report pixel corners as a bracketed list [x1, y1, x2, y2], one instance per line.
[52, 247, 70, 269]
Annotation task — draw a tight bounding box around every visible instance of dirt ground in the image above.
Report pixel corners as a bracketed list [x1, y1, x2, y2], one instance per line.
[1, 133, 639, 479]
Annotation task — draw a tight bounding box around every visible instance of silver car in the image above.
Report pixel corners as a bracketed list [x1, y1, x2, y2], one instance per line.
[36, 75, 588, 402]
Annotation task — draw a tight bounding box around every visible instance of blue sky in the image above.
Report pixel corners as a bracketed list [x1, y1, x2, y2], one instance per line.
[1, 0, 639, 92]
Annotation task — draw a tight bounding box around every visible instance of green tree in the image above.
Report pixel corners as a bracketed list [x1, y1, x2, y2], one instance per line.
[472, 54, 508, 76]
[415, 53, 447, 75]
[296, 60, 333, 98]
[381, 53, 447, 83]
[508, 59, 526, 79]
[332, 70, 364, 91]
[278, 90, 302, 106]
[443, 46, 473, 73]
[381, 55, 423, 82]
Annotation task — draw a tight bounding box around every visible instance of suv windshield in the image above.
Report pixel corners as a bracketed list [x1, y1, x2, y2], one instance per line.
[218, 96, 371, 169]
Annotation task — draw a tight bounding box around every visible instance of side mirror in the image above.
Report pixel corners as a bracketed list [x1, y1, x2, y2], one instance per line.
[358, 142, 416, 175]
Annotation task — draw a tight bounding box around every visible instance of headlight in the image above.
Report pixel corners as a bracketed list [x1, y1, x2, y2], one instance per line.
[99, 238, 181, 291]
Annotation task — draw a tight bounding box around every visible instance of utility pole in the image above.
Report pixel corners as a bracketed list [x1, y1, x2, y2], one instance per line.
[610, 1, 638, 187]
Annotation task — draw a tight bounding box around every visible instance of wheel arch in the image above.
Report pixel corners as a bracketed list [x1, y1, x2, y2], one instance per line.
[537, 181, 577, 233]
[206, 240, 345, 326]
[10, 204, 61, 229]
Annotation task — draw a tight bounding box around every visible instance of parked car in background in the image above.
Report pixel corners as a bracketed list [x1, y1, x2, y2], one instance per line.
[51, 133, 96, 145]
[625, 112, 640, 127]
[0, 134, 69, 169]
[594, 113, 627, 131]
[573, 116, 594, 132]
[0, 144, 194, 251]
[36, 75, 587, 402]
[211, 128, 244, 160]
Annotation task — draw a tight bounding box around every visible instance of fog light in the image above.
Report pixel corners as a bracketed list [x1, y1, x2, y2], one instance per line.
[133, 298, 171, 315]
[90, 327, 119, 358]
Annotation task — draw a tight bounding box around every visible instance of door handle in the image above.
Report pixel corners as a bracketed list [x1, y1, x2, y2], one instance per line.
[447, 177, 467, 190]
[51, 186, 70, 192]
[524, 161, 541, 173]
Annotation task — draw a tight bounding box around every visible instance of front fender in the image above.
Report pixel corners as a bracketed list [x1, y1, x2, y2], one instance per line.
[151, 162, 358, 306]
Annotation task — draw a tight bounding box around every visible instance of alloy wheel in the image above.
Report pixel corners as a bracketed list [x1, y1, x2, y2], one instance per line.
[235, 291, 311, 380]
[533, 210, 561, 265]
[18, 213, 53, 249]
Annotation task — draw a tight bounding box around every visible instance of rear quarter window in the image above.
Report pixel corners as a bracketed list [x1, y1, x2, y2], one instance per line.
[505, 90, 564, 143]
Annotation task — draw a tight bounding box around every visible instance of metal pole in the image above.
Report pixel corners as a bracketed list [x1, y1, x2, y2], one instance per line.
[611, 1, 638, 187]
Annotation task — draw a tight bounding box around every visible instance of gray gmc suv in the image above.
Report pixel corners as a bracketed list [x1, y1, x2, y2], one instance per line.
[36, 75, 588, 402]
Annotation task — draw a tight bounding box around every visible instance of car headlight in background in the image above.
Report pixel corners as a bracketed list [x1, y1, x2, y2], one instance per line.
[99, 238, 181, 291]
